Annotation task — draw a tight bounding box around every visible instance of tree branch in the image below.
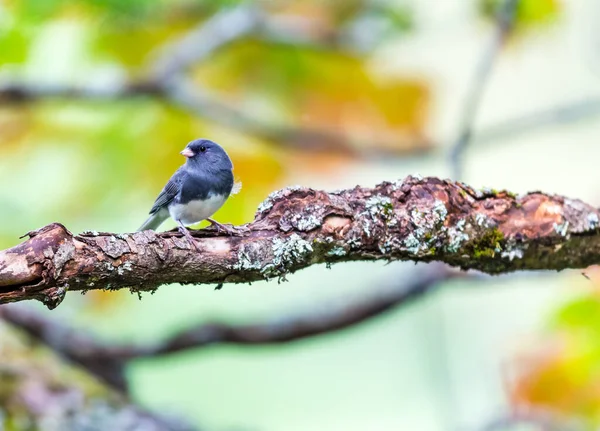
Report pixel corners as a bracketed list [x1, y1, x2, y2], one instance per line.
[0, 177, 600, 308]
[1, 176, 599, 309]
[0, 264, 457, 393]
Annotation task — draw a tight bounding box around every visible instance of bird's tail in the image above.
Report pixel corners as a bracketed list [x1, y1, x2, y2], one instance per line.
[137, 210, 169, 232]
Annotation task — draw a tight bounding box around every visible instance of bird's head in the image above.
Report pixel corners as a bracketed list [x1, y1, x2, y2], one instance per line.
[181, 139, 233, 171]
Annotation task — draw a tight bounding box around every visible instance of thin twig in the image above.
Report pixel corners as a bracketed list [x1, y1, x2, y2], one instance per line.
[149, 5, 263, 83]
[475, 96, 600, 144]
[449, 0, 519, 179]
[475, 410, 584, 431]
[148, 2, 367, 84]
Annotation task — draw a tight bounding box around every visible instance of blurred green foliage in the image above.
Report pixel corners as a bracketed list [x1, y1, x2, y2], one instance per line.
[3, 0, 591, 430]
[0, 321, 122, 429]
[506, 288, 600, 425]
[479, 0, 560, 29]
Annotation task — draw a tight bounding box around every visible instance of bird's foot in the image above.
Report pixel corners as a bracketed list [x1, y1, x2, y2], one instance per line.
[206, 218, 238, 236]
[178, 225, 202, 252]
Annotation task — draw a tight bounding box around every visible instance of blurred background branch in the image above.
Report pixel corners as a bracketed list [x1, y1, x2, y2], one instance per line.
[0, 319, 196, 431]
[476, 410, 584, 431]
[0, 76, 431, 156]
[0, 264, 459, 394]
[450, 0, 519, 179]
[475, 96, 600, 144]
[149, 5, 263, 83]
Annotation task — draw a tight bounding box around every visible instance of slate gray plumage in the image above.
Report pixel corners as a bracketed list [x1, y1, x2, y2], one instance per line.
[138, 139, 237, 236]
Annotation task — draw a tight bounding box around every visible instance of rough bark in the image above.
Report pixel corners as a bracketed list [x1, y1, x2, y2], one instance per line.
[1, 176, 599, 309]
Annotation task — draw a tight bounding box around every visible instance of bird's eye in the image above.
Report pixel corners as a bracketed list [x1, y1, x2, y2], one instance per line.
[199, 146, 206, 152]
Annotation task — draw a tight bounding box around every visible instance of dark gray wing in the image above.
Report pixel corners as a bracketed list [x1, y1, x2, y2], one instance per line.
[149, 168, 185, 214]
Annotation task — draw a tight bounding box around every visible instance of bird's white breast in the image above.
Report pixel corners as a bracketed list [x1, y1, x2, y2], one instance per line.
[169, 194, 227, 226]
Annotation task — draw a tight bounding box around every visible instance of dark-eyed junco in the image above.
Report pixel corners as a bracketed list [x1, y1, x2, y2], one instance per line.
[138, 138, 240, 247]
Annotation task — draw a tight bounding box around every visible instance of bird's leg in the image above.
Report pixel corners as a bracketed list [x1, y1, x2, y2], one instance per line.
[177, 220, 202, 252]
[206, 218, 237, 235]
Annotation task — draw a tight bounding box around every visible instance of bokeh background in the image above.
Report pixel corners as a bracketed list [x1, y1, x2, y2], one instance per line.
[2, 0, 600, 430]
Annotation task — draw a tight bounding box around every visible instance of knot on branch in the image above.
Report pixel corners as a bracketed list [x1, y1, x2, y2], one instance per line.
[1, 223, 74, 308]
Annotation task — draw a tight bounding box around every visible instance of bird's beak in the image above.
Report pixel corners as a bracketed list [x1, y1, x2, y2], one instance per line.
[180, 148, 195, 158]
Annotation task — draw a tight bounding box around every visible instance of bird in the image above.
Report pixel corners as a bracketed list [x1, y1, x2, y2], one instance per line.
[137, 138, 240, 249]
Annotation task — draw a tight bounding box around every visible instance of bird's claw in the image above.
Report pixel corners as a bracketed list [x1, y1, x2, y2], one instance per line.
[178, 225, 202, 252]
[207, 218, 238, 236]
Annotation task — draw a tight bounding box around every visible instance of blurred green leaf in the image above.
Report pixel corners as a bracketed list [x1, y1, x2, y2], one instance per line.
[553, 296, 600, 334]
[479, 0, 560, 29]
[0, 25, 31, 64]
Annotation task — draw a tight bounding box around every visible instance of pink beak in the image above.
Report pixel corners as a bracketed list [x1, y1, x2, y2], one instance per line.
[180, 148, 195, 158]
